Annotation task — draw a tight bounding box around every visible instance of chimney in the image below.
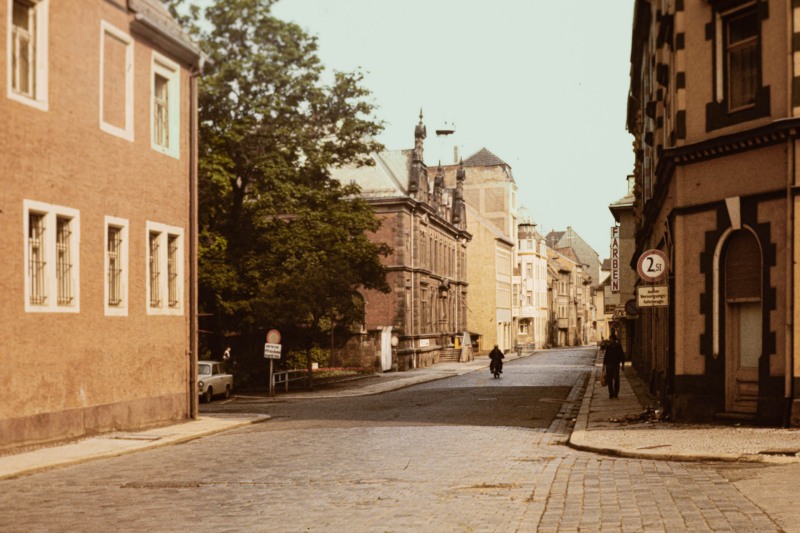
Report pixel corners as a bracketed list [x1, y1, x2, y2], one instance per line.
[453, 145, 459, 164]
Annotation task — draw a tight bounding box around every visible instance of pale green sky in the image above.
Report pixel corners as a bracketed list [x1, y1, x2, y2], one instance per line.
[191, 0, 634, 257]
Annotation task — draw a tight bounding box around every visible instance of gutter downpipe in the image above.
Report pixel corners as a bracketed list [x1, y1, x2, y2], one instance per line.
[411, 204, 417, 370]
[786, 5, 795, 427]
[188, 59, 203, 419]
[786, 132, 795, 426]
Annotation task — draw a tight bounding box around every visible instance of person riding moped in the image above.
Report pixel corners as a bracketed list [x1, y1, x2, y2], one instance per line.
[489, 344, 504, 378]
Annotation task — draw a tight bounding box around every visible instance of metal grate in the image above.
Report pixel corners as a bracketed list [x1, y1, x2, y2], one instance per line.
[28, 212, 46, 305]
[107, 226, 123, 306]
[167, 234, 178, 307]
[149, 232, 161, 307]
[56, 216, 73, 305]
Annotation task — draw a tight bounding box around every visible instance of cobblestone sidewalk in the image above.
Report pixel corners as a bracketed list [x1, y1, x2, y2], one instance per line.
[569, 350, 800, 463]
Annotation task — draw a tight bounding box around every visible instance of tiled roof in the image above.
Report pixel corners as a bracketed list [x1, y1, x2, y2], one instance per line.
[464, 148, 508, 167]
[601, 258, 611, 271]
[555, 247, 580, 263]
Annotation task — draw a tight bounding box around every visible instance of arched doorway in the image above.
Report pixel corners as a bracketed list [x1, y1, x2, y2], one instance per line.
[722, 229, 762, 414]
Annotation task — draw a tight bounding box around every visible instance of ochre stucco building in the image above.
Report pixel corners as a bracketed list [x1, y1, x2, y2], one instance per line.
[628, 0, 800, 424]
[1, 0, 204, 451]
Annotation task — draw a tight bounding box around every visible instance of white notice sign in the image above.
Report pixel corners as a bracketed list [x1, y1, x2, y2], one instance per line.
[264, 343, 282, 359]
[637, 285, 669, 307]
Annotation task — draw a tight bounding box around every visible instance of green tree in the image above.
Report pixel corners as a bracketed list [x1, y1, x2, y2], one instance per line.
[177, 0, 390, 387]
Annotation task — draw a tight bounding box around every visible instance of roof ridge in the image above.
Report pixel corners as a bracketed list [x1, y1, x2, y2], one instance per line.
[463, 147, 509, 167]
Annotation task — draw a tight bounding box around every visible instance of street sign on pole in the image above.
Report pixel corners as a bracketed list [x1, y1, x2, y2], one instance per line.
[264, 343, 282, 359]
[637, 285, 669, 307]
[266, 329, 281, 345]
[637, 249, 669, 283]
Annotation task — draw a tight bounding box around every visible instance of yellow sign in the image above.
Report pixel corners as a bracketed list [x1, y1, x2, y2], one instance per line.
[637, 285, 669, 307]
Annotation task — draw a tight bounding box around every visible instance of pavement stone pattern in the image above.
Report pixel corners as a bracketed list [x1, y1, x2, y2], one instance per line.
[0, 348, 791, 532]
[570, 350, 800, 463]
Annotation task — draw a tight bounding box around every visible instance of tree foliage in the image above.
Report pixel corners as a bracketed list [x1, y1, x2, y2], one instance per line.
[174, 0, 391, 376]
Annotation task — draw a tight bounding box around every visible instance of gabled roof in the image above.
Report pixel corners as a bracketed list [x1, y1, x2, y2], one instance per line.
[464, 147, 509, 167]
[601, 258, 611, 271]
[329, 150, 412, 198]
[545, 231, 565, 247]
[555, 247, 580, 264]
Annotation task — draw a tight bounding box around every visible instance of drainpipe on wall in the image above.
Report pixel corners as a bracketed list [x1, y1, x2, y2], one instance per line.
[786, 133, 795, 426]
[410, 205, 416, 370]
[188, 59, 203, 419]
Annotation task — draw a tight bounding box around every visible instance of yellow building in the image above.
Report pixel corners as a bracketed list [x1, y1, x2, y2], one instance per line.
[441, 148, 518, 352]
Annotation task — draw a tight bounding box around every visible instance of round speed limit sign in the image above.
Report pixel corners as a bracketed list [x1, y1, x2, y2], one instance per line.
[637, 249, 669, 283]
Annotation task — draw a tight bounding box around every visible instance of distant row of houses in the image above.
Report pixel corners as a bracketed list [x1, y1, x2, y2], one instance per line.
[331, 115, 611, 370]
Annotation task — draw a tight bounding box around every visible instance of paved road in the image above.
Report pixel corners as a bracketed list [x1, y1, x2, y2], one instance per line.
[0, 347, 797, 532]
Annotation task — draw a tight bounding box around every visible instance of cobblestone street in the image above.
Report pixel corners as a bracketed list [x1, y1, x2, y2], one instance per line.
[1, 348, 797, 532]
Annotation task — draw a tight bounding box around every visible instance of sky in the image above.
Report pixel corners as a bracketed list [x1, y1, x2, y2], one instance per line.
[269, 0, 636, 258]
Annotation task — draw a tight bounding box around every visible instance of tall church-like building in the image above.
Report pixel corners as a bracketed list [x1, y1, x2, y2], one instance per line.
[330, 114, 472, 370]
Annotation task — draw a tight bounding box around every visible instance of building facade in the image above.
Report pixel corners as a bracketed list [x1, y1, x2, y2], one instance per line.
[609, 175, 637, 357]
[330, 115, 471, 370]
[628, 0, 800, 425]
[1, 0, 204, 451]
[440, 148, 518, 352]
[515, 218, 550, 349]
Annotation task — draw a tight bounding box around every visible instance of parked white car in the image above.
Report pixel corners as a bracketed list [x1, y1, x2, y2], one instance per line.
[198, 361, 233, 403]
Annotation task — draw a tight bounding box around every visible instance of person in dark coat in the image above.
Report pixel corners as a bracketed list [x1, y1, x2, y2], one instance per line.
[603, 333, 625, 399]
[489, 345, 504, 375]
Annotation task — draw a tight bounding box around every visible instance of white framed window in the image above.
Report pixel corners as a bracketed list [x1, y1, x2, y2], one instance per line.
[150, 52, 180, 158]
[23, 200, 79, 313]
[146, 221, 183, 315]
[99, 21, 133, 141]
[104, 216, 128, 316]
[7, 0, 48, 110]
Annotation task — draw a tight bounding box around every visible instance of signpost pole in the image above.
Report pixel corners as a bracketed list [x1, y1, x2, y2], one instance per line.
[265, 329, 281, 399]
[269, 359, 274, 398]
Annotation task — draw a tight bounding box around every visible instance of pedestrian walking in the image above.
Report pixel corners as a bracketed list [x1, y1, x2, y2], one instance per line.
[602, 333, 625, 399]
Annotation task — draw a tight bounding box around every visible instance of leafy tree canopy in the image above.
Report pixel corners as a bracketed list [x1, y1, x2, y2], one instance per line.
[171, 0, 391, 359]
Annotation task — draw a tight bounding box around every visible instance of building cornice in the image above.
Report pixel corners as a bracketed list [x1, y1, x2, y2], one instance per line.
[635, 118, 800, 257]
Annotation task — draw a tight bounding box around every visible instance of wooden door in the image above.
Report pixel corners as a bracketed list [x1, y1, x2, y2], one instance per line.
[723, 230, 761, 414]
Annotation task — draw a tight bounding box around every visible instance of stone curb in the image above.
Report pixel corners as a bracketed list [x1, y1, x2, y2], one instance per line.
[567, 362, 800, 464]
[0, 414, 270, 481]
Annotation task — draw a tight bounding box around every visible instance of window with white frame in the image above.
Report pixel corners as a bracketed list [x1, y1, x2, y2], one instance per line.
[24, 200, 79, 312]
[104, 216, 128, 316]
[150, 52, 180, 158]
[146, 221, 183, 315]
[99, 21, 133, 140]
[7, 0, 48, 110]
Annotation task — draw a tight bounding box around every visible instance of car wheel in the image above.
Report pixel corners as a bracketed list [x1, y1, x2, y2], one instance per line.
[224, 385, 231, 399]
[204, 387, 213, 403]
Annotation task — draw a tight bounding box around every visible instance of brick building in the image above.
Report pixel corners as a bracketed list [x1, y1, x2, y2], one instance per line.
[1, 0, 204, 451]
[628, 0, 800, 425]
[330, 115, 472, 370]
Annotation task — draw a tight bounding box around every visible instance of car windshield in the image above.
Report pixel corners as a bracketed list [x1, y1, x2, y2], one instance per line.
[198, 364, 211, 376]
